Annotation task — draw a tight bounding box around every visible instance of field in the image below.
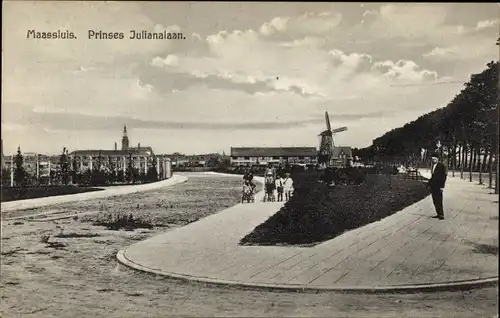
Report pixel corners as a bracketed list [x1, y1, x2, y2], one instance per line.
[241, 173, 430, 246]
[1, 185, 103, 202]
[1, 173, 497, 317]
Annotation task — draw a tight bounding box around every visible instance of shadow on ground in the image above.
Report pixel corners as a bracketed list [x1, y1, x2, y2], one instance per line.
[469, 243, 499, 256]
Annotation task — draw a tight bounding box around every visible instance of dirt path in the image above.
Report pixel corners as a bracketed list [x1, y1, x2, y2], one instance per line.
[1, 174, 498, 317]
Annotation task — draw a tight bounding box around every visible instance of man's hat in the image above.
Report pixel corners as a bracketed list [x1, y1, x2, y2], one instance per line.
[431, 152, 439, 158]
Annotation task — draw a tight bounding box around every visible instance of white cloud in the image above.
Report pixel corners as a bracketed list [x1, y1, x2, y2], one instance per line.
[423, 36, 495, 61]
[260, 17, 289, 35]
[423, 46, 460, 59]
[151, 29, 441, 101]
[475, 19, 499, 30]
[368, 4, 448, 39]
[259, 11, 342, 37]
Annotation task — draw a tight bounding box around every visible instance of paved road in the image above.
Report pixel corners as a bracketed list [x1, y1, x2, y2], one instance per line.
[119, 171, 498, 291]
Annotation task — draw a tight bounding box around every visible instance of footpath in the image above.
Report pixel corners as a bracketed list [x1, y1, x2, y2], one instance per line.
[1, 174, 188, 214]
[118, 171, 498, 292]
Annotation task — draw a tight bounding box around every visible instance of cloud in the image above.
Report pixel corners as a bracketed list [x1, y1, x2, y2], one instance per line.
[259, 11, 342, 38]
[423, 36, 495, 61]
[372, 60, 438, 82]
[367, 4, 448, 39]
[423, 46, 461, 59]
[149, 28, 440, 101]
[475, 19, 499, 30]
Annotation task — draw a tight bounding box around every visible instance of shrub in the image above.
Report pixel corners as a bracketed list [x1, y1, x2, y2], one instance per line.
[91, 212, 155, 231]
[241, 172, 429, 246]
[54, 232, 100, 238]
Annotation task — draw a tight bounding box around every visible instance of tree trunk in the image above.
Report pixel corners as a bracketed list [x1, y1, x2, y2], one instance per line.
[482, 147, 489, 173]
[488, 149, 493, 189]
[446, 147, 452, 170]
[464, 145, 469, 171]
[472, 147, 477, 172]
[457, 144, 461, 168]
[452, 142, 457, 177]
[476, 147, 481, 172]
[469, 144, 474, 182]
[478, 147, 483, 185]
[460, 144, 464, 179]
[495, 151, 499, 194]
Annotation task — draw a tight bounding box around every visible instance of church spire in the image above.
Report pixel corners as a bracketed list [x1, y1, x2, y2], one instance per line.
[121, 125, 129, 150]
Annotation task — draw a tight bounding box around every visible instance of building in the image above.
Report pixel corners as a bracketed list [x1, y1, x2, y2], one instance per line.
[166, 152, 222, 168]
[230, 146, 353, 168]
[331, 146, 354, 167]
[230, 147, 318, 167]
[69, 125, 171, 179]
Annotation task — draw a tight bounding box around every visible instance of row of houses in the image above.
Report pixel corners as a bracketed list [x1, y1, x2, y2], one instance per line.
[165, 152, 222, 168]
[229, 146, 353, 167]
[163, 146, 354, 169]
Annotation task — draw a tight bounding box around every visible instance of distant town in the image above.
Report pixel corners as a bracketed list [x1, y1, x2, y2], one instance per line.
[1, 123, 355, 184]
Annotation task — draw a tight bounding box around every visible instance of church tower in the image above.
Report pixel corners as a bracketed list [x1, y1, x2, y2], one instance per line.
[121, 125, 129, 150]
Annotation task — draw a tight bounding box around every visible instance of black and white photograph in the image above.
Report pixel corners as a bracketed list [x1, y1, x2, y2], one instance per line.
[1, 2, 499, 317]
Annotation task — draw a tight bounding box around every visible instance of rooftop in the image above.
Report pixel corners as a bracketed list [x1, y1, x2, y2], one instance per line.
[231, 147, 318, 157]
[69, 149, 153, 156]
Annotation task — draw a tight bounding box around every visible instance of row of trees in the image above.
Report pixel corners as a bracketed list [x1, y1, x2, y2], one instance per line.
[354, 61, 499, 192]
[1, 147, 164, 188]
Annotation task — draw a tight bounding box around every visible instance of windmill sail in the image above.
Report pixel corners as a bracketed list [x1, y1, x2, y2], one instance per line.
[325, 111, 332, 132]
[332, 126, 347, 134]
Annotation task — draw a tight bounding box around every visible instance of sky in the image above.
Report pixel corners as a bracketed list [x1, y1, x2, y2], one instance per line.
[2, 2, 499, 155]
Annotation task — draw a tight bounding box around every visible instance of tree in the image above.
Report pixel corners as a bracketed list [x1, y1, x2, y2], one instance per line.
[216, 157, 231, 171]
[146, 157, 158, 182]
[107, 156, 117, 184]
[356, 61, 498, 191]
[125, 153, 139, 183]
[59, 147, 70, 185]
[71, 156, 79, 184]
[14, 146, 26, 187]
[1, 167, 11, 187]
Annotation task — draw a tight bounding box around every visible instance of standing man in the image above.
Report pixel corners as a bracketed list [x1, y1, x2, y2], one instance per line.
[427, 152, 447, 220]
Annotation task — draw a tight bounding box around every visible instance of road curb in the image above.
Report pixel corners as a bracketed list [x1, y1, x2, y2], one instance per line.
[116, 249, 498, 294]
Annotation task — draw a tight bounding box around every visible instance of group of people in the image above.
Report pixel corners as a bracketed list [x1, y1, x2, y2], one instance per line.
[263, 167, 294, 202]
[241, 166, 294, 203]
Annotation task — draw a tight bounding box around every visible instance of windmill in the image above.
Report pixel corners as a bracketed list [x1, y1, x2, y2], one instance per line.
[318, 111, 347, 167]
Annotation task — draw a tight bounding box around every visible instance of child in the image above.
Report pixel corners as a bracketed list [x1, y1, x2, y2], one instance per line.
[275, 175, 284, 202]
[264, 171, 275, 202]
[242, 180, 254, 203]
[283, 173, 294, 201]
